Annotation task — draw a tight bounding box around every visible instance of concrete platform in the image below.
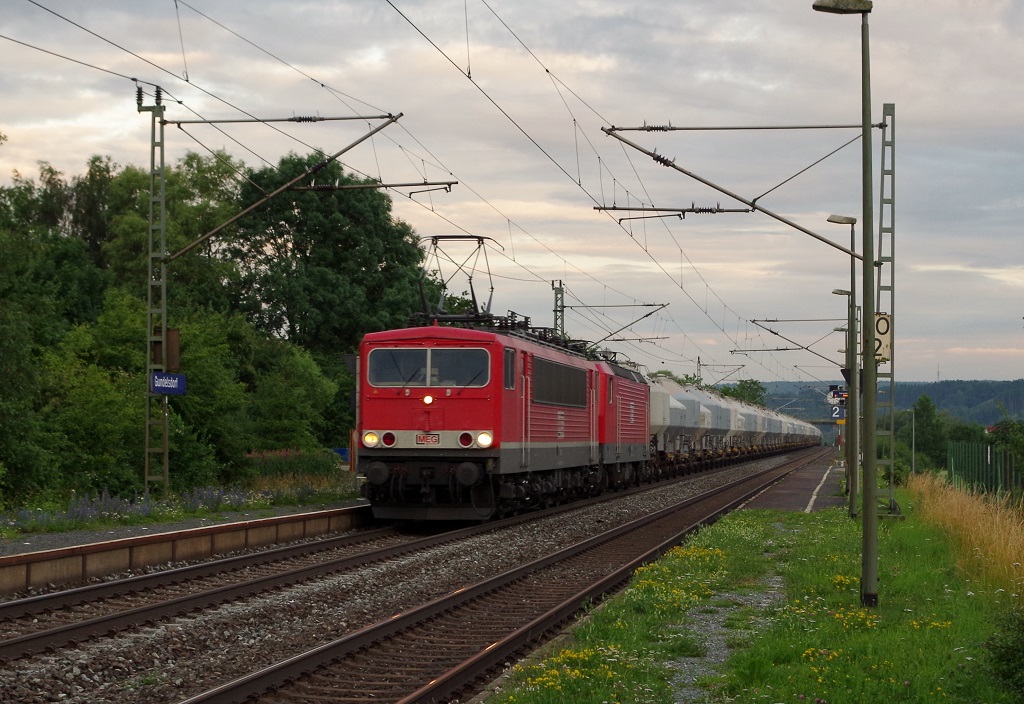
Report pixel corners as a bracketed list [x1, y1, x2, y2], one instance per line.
[742, 451, 849, 512]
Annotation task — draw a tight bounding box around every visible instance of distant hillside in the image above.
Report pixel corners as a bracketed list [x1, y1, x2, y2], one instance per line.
[894, 380, 1024, 425]
[762, 379, 1024, 427]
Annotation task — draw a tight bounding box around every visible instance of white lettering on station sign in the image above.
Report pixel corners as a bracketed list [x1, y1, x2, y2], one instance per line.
[151, 372, 186, 396]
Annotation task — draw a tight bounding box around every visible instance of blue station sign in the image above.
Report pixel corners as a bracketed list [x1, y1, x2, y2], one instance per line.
[151, 372, 186, 396]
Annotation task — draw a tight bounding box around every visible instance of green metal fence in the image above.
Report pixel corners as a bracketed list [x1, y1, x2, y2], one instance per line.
[947, 442, 1021, 497]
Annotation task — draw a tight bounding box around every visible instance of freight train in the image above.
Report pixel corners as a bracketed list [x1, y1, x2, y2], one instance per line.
[356, 321, 821, 520]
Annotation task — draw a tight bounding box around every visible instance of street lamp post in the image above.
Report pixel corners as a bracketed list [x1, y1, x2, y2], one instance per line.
[813, 0, 878, 607]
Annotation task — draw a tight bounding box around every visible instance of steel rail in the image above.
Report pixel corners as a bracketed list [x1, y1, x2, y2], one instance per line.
[400, 449, 832, 704]
[179, 448, 829, 704]
[0, 462, 709, 661]
[0, 526, 398, 621]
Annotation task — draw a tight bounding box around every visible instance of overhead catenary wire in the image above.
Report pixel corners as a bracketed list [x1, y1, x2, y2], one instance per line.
[3, 2, 659, 362]
[173, 0, 190, 81]
[22, 0, 360, 167]
[475, 0, 771, 350]
[167, 2, 671, 345]
[384, 1, 812, 384]
[7, 2, 815, 386]
[179, 0, 767, 379]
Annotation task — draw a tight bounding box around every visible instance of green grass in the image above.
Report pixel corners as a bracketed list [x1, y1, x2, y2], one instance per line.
[487, 492, 1021, 704]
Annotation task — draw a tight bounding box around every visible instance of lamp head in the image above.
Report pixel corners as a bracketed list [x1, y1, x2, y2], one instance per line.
[832, 288, 852, 296]
[827, 214, 857, 225]
[813, 0, 872, 14]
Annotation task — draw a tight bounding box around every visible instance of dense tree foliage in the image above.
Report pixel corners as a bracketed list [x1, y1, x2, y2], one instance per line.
[0, 151, 426, 506]
[895, 380, 1024, 426]
[888, 394, 990, 474]
[229, 153, 424, 355]
[901, 395, 946, 469]
[650, 369, 703, 387]
[716, 379, 768, 408]
[989, 415, 1024, 460]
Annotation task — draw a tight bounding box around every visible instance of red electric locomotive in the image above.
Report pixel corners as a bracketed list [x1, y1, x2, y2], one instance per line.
[357, 323, 650, 520]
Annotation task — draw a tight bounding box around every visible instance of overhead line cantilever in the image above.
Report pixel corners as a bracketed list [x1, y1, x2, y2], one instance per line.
[167, 114, 402, 262]
[602, 127, 863, 261]
[165, 115, 392, 125]
[612, 123, 864, 131]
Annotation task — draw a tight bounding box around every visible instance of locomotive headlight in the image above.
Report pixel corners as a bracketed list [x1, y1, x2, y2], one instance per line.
[476, 431, 494, 448]
[423, 395, 434, 405]
[362, 431, 380, 448]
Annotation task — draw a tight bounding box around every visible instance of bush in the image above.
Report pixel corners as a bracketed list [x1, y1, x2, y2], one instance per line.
[243, 448, 340, 478]
[987, 606, 1024, 696]
[167, 414, 222, 491]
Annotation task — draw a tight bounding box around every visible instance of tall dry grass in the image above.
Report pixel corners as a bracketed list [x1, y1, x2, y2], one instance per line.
[908, 473, 1024, 600]
[247, 471, 361, 498]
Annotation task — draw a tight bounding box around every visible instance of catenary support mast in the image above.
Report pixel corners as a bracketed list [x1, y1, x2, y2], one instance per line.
[138, 87, 169, 497]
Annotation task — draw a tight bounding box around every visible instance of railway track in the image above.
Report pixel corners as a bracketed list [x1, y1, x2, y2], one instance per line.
[0, 451, 793, 662]
[180, 448, 830, 704]
[0, 505, 373, 596]
[0, 464, 697, 660]
[0, 449, 828, 703]
[0, 525, 415, 660]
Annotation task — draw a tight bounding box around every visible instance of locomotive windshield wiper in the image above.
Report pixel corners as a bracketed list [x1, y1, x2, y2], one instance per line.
[459, 369, 484, 389]
[384, 351, 404, 377]
[383, 350, 424, 386]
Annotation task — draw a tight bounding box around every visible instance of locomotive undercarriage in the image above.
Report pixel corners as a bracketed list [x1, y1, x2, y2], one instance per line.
[361, 440, 815, 521]
[362, 456, 613, 520]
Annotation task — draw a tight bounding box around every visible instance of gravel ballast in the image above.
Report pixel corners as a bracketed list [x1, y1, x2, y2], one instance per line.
[1, 461, 786, 704]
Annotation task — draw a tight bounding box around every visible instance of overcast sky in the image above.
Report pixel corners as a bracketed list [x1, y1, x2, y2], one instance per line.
[2, 0, 1022, 389]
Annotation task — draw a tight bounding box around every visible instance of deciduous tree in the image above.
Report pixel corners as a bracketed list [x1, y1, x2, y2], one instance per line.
[717, 379, 768, 407]
[229, 153, 425, 356]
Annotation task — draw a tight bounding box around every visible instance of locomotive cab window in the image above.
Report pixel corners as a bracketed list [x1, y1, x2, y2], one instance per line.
[368, 347, 489, 387]
[431, 349, 489, 387]
[368, 348, 428, 386]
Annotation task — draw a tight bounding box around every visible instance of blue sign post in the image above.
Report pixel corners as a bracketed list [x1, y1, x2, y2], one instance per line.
[151, 372, 186, 396]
